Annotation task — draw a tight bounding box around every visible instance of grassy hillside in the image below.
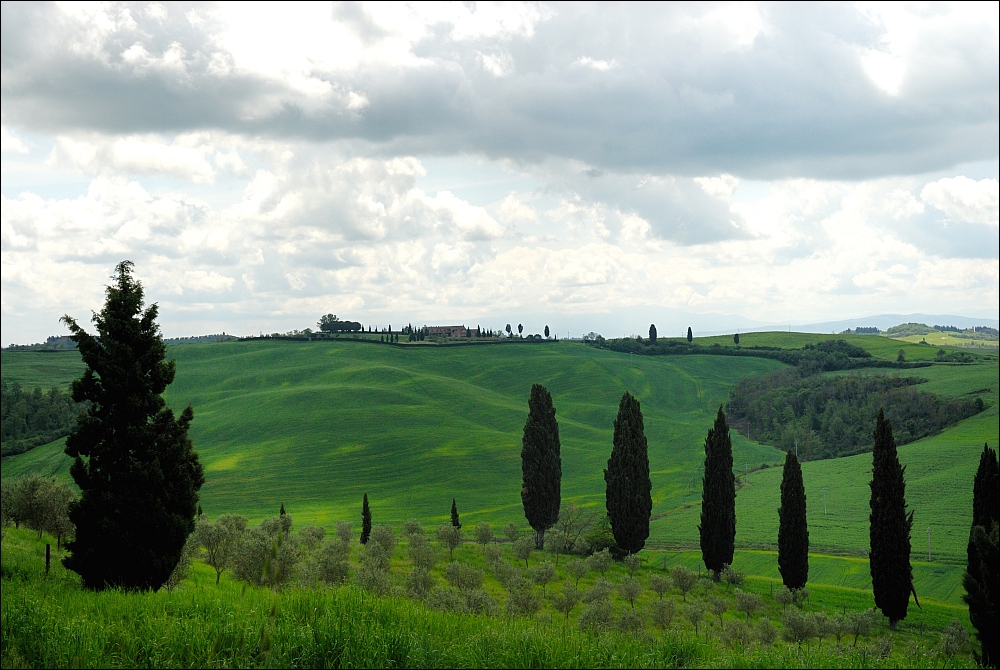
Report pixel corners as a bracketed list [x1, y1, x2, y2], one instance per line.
[3, 337, 995, 564]
[2, 342, 784, 530]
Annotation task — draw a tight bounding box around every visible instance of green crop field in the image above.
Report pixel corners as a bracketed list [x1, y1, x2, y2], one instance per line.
[3, 336, 996, 564]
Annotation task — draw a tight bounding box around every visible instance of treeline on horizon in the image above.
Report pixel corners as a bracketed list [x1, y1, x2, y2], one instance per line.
[727, 371, 986, 461]
[591, 335, 933, 373]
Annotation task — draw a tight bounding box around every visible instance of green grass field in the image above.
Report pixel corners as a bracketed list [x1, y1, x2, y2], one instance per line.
[0, 526, 975, 668]
[3, 336, 996, 565]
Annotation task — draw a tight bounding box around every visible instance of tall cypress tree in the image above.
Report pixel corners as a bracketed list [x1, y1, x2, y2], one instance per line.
[61, 261, 204, 591]
[604, 392, 652, 555]
[700, 406, 735, 578]
[964, 443, 999, 667]
[778, 450, 809, 590]
[869, 409, 918, 628]
[451, 498, 461, 528]
[360, 493, 372, 545]
[648, 324, 657, 344]
[521, 384, 561, 549]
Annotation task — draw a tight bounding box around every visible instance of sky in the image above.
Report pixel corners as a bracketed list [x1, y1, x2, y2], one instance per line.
[1, 1, 998, 344]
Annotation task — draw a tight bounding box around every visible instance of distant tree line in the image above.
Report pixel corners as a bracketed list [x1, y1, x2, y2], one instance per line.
[727, 370, 984, 461]
[588, 337, 931, 373]
[1, 379, 82, 457]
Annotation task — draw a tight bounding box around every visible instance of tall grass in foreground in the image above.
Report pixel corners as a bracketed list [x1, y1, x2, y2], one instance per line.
[2, 530, 973, 669]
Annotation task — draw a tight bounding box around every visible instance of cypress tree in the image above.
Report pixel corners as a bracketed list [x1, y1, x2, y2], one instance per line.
[360, 493, 372, 545]
[700, 406, 735, 578]
[869, 409, 918, 628]
[604, 392, 652, 555]
[778, 450, 809, 590]
[451, 498, 461, 528]
[521, 384, 561, 549]
[279, 503, 286, 517]
[687, 327, 693, 343]
[648, 324, 657, 344]
[963, 443, 999, 667]
[61, 261, 204, 591]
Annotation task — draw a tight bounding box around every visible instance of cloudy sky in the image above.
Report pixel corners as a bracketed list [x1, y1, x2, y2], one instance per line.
[2, 2, 998, 344]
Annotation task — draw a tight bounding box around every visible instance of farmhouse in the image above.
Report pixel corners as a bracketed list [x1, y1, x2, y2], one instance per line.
[426, 325, 479, 338]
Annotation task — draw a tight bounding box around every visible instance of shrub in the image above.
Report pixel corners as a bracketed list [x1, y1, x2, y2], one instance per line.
[781, 608, 816, 648]
[722, 620, 754, 647]
[708, 595, 728, 629]
[317, 538, 350, 585]
[464, 588, 498, 616]
[618, 576, 643, 610]
[734, 588, 763, 621]
[408, 533, 435, 570]
[721, 564, 745, 588]
[530, 560, 555, 592]
[506, 584, 541, 617]
[482, 543, 503, 567]
[335, 521, 352, 544]
[671, 565, 696, 601]
[355, 565, 393, 596]
[757, 618, 777, 645]
[437, 524, 462, 561]
[617, 607, 644, 633]
[649, 598, 676, 631]
[587, 548, 612, 576]
[444, 562, 483, 591]
[812, 611, 833, 648]
[405, 566, 435, 599]
[503, 522, 521, 544]
[426, 586, 467, 613]
[848, 608, 880, 646]
[401, 518, 423, 539]
[584, 578, 613, 604]
[552, 582, 582, 622]
[648, 573, 670, 599]
[774, 585, 793, 610]
[941, 620, 970, 659]
[684, 601, 706, 637]
[579, 599, 614, 632]
[566, 558, 589, 587]
[513, 536, 534, 568]
[474, 522, 493, 546]
[623, 552, 642, 576]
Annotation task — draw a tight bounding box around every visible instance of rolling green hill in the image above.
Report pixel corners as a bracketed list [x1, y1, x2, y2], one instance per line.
[3, 336, 996, 567]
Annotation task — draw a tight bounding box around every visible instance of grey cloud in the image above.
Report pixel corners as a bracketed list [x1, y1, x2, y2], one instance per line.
[2, 3, 996, 180]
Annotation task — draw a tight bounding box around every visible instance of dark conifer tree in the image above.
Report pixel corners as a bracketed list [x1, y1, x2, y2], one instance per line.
[451, 498, 461, 528]
[604, 392, 652, 555]
[869, 409, 918, 628]
[61, 261, 204, 591]
[521, 384, 562, 549]
[197, 505, 203, 517]
[778, 450, 809, 590]
[648, 324, 657, 344]
[279, 503, 286, 516]
[699, 406, 735, 578]
[964, 443, 999, 667]
[687, 327, 693, 343]
[360, 493, 372, 545]
[733, 333, 740, 345]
